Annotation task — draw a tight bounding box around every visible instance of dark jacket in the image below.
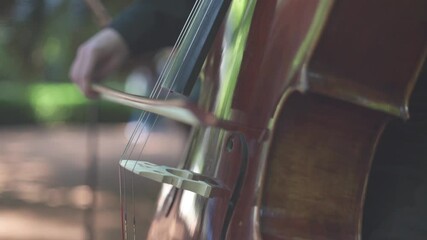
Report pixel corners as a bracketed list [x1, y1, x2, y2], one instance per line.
[110, 0, 196, 56]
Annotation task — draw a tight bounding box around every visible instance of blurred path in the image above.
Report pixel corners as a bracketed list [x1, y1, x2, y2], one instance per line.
[0, 123, 186, 240]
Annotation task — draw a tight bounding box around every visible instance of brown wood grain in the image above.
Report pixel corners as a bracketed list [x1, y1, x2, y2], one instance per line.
[261, 92, 388, 239]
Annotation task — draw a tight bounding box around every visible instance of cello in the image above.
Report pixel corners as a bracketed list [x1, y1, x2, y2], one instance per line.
[90, 0, 427, 239]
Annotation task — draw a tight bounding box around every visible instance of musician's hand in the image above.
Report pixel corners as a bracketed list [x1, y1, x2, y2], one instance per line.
[69, 28, 129, 98]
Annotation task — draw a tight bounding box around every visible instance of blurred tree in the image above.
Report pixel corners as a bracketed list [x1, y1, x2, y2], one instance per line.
[0, 0, 15, 16]
[0, 0, 134, 124]
[0, 0, 132, 84]
[8, 0, 45, 80]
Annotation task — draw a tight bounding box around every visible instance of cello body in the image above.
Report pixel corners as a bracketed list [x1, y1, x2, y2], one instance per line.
[146, 0, 427, 239]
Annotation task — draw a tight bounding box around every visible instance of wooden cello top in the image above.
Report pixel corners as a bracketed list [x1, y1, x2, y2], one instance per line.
[307, 0, 427, 119]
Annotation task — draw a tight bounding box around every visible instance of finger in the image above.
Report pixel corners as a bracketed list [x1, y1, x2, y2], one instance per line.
[69, 49, 82, 86]
[70, 46, 89, 94]
[73, 45, 99, 98]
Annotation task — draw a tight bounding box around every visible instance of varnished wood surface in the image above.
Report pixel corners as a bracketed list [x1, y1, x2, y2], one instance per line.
[225, 1, 333, 238]
[257, 1, 426, 238]
[307, 0, 427, 118]
[233, 0, 329, 128]
[145, 0, 427, 239]
[261, 92, 388, 239]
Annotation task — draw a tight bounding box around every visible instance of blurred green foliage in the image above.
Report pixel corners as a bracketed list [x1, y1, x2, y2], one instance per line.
[0, 81, 132, 124]
[0, 0, 133, 125]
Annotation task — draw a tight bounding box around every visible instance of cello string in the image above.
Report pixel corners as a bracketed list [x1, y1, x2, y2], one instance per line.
[120, 0, 202, 168]
[121, 0, 202, 167]
[123, 0, 204, 185]
[127, 0, 211, 177]
[119, 13, 200, 240]
[126, 3, 204, 239]
[126, 1, 213, 237]
[121, 0, 203, 198]
[118, 0, 203, 238]
[124, 0, 210, 238]
[130, 0, 212, 173]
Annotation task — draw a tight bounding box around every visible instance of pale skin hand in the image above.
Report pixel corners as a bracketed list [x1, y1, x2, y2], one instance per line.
[69, 28, 129, 98]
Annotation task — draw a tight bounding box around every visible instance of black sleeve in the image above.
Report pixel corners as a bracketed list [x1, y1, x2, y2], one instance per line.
[109, 0, 196, 56]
